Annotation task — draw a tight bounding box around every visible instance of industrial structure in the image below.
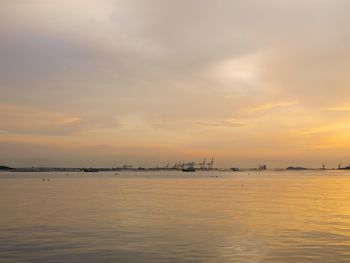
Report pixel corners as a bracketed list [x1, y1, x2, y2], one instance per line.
[171, 157, 215, 172]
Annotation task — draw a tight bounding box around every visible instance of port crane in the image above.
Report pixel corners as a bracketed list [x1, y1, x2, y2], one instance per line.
[171, 157, 214, 170]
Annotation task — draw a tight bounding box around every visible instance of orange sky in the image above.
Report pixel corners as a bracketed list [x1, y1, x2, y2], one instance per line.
[1, 0, 350, 168]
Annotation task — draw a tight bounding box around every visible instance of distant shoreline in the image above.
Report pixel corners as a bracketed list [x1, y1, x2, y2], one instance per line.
[1, 166, 349, 173]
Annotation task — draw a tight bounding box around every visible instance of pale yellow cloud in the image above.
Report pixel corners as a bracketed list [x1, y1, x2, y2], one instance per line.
[246, 101, 297, 113]
[0, 104, 82, 136]
[210, 53, 264, 91]
[195, 119, 250, 128]
[61, 117, 81, 124]
[326, 105, 350, 112]
[305, 122, 350, 135]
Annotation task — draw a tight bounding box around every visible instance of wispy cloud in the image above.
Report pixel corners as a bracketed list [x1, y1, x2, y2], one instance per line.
[325, 105, 350, 112]
[247, 101, 297, 113]
[305, 122, 350, 135]
[0, 104, 82, 136]
[61, 117, 81, 124]
[195, 119, 249, 128]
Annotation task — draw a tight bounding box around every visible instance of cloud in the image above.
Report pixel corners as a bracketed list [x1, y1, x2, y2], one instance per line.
[0, 104, 83, 136]
[195, 119, 249, 128]
[247, 101, 298, 113]
[148, 115, 251, 131]
[326, 105, 350, 112]
[305, 122, 350, 135]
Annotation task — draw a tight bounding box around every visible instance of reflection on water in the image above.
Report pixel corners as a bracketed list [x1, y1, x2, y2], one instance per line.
[1, 171, 350, 262]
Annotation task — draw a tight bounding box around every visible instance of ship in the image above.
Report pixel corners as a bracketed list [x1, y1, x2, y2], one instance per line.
[339, 166, 350, 170]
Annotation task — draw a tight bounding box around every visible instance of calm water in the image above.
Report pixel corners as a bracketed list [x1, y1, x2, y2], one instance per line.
[1, 170, 350, 262]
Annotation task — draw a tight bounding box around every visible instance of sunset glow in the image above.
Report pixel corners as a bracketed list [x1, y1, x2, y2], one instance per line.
[1, 1, 350, 168]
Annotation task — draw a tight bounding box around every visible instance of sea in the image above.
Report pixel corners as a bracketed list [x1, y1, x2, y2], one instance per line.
[1, 170, 350, 262]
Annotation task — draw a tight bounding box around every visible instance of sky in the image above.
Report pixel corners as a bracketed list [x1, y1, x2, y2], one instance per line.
[1, 0, 350, 168]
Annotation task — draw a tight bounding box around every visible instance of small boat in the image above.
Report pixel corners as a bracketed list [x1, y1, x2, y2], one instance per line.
[182, 167, 196, 172]
[182, 162, 196, 172]
[82, 168, 99, 172]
